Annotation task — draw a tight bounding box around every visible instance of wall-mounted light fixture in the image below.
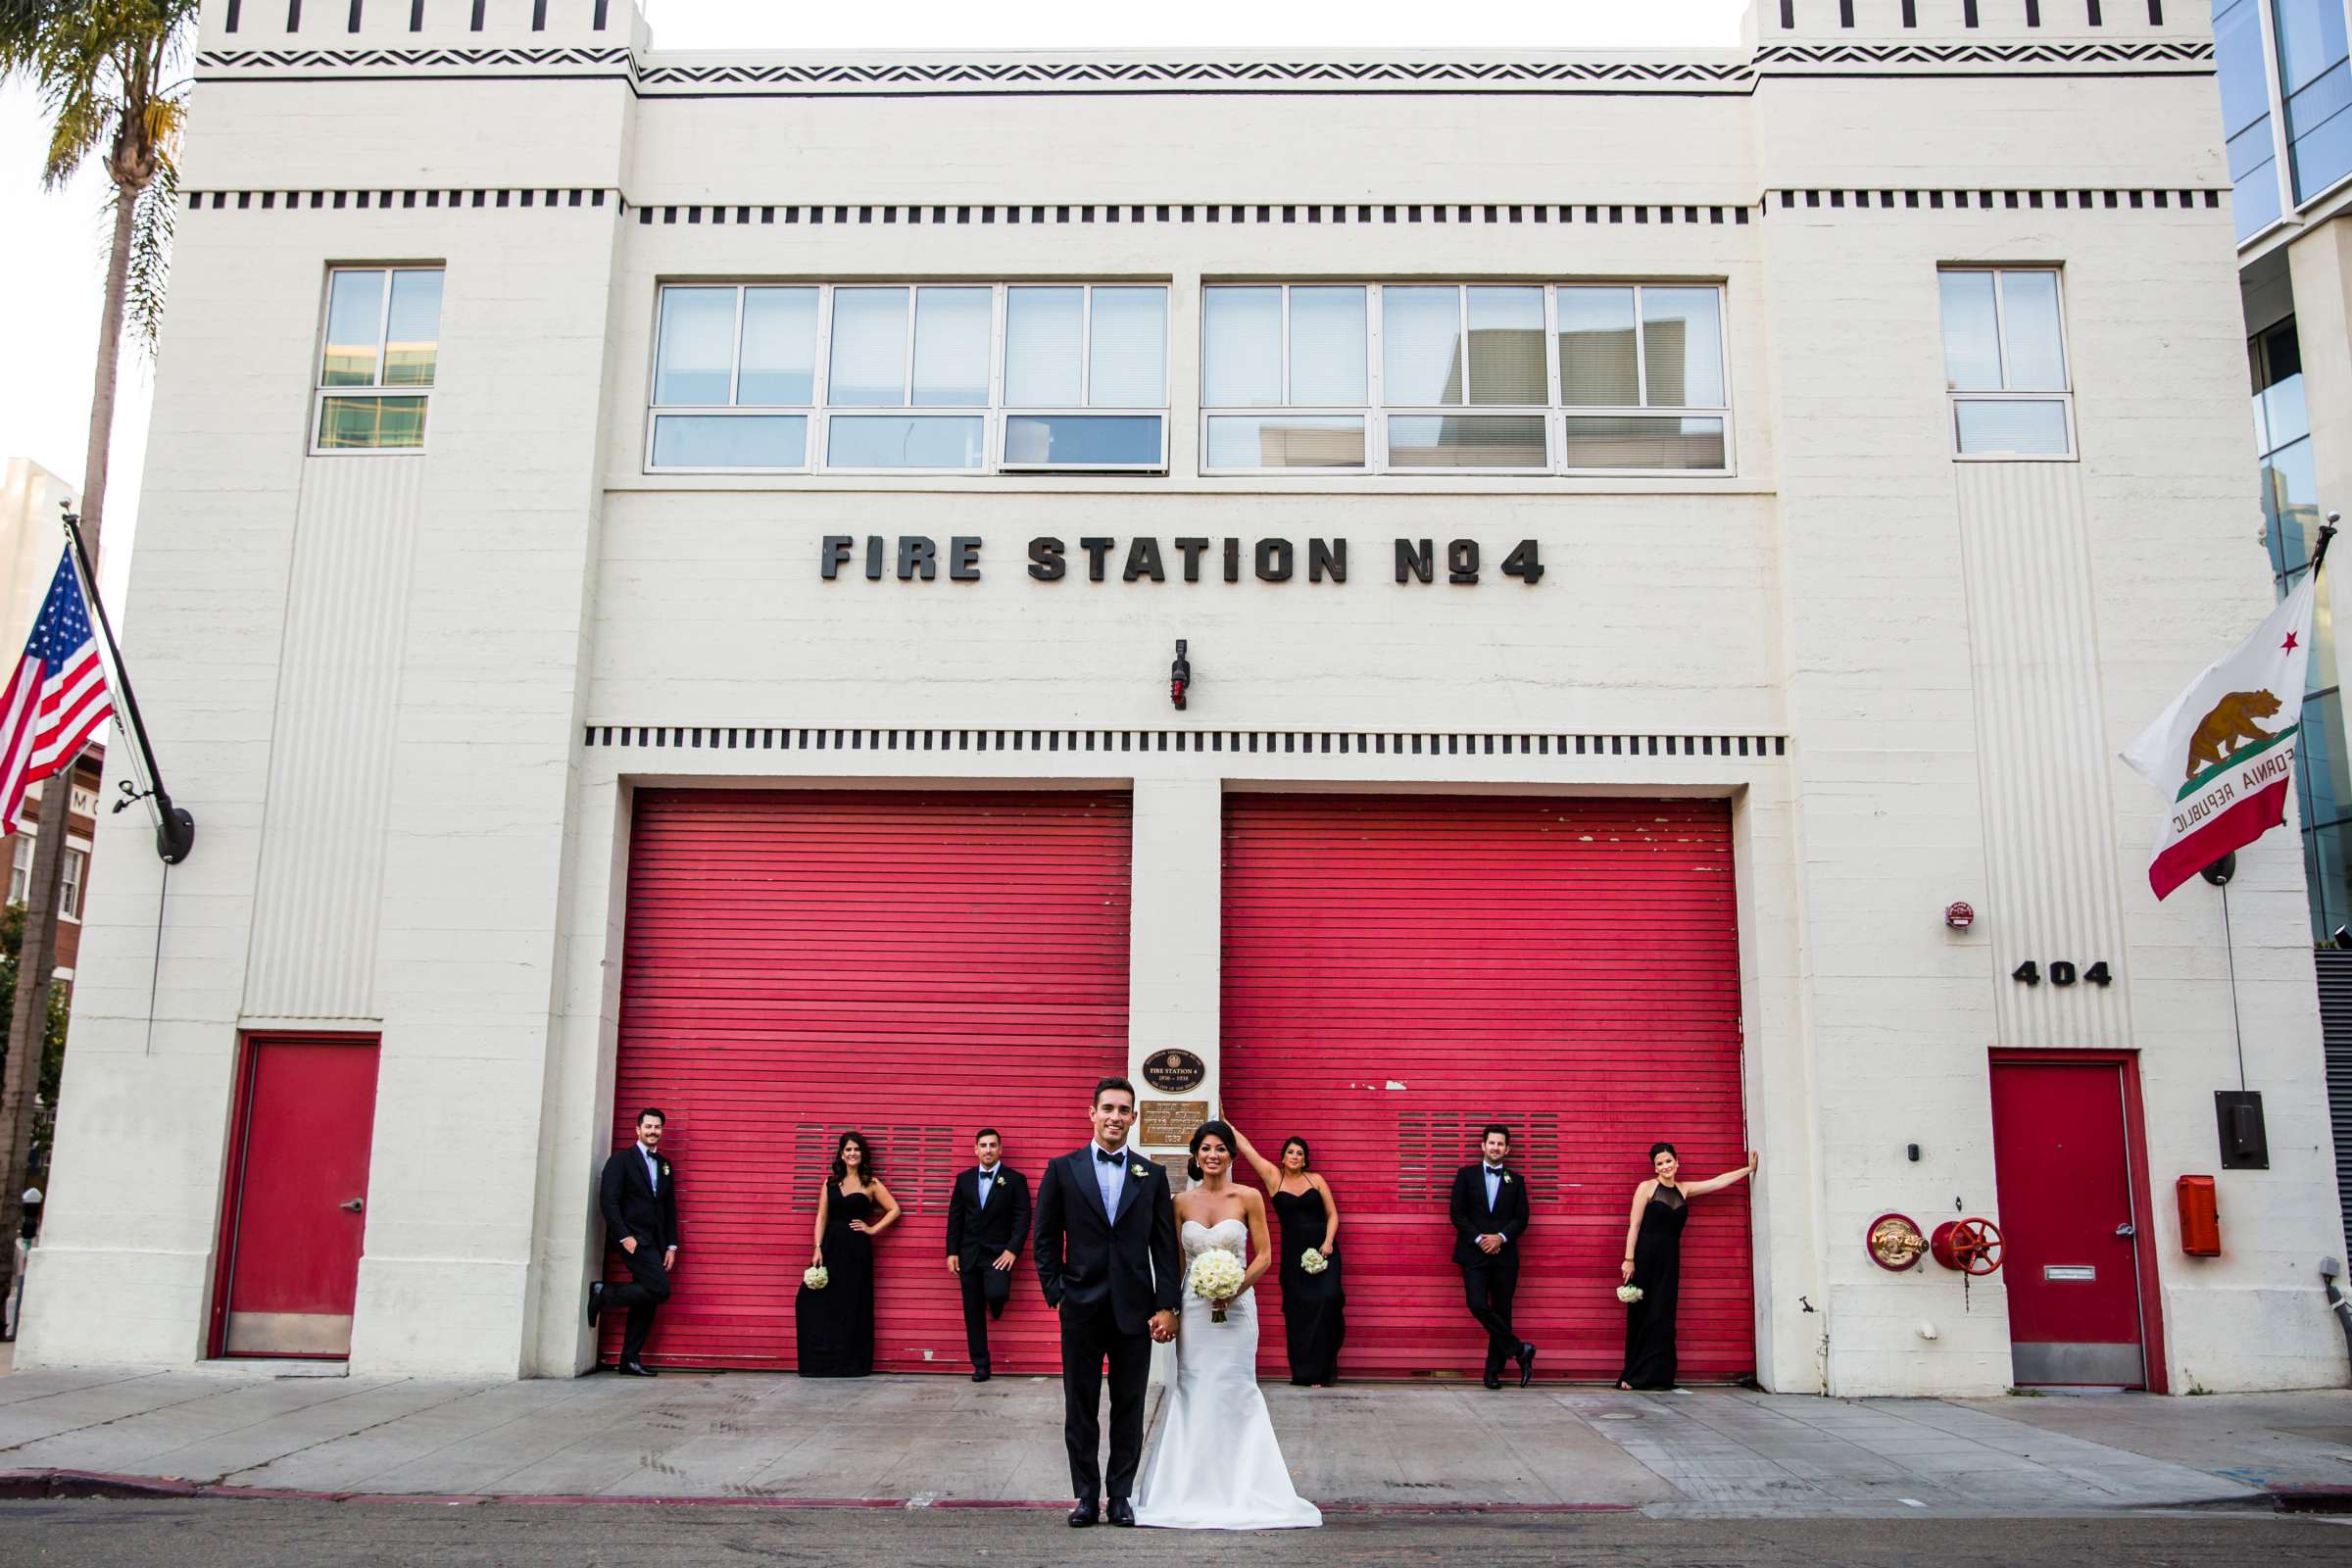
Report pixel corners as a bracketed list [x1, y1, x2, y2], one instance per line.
[1171, 639, 1191, 710]
[1944, 901, 1974, 930]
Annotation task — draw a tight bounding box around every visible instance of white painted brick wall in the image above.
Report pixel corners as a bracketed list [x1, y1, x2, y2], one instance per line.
[26, 5, 2348, 1394]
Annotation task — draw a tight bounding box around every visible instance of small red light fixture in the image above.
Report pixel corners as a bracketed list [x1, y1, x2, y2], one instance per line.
[1944, 901, 1975, 930]
[1170, 639, 1191, 710]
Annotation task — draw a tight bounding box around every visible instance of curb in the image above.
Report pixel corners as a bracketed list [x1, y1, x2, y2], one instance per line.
[2269, 1486, 2352, 1515]
[0, 1471, 1640, 1512]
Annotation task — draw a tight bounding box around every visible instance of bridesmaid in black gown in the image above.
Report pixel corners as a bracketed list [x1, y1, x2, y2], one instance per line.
[1617, 1142, 1756, 1391]
[1233, 1125, 1347, 1386]
[797, 1132, 902, 1377]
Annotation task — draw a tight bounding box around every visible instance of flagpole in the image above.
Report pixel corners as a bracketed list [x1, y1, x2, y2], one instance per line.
[2213, 514, 2341, 1094]
[58, 511, 193, 864]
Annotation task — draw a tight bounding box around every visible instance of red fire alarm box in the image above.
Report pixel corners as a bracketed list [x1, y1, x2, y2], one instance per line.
[2177, 1174, 2220, 1256]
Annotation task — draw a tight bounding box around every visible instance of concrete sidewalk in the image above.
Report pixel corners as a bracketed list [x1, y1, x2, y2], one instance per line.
[0, 1362, 2346, 1518]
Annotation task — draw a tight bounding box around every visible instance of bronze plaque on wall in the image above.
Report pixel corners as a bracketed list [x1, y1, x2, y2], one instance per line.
[1139, 1100, 1208, 1148]
[1141, 1050, 1207, 1094]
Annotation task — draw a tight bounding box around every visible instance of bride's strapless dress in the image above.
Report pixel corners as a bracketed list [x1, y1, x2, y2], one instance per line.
[1131, 1217, 1322, 1530]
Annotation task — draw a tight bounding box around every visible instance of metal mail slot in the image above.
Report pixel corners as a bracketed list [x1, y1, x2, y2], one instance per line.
[2042, 1265, 2096, 1282]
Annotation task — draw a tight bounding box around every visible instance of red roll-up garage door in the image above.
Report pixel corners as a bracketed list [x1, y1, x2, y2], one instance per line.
[1221, 794, 1752, 1383]
[603, 789, 1132, 1372]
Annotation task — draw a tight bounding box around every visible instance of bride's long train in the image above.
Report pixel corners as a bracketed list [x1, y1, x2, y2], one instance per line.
[1131, 1218, 1322, 1530]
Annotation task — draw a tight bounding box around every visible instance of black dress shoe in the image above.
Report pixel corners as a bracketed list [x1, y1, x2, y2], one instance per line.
[1517, 1343, 1538, 1389]
[617, 1362, 657, 1378]
[586, 1282, 603, 1328]
[970, 1368, 991, 1383]
[1068, 1501, 1099, 1528]
[1107, 1497, 1136, 1527]
[1483, 1371, 1503, 1390]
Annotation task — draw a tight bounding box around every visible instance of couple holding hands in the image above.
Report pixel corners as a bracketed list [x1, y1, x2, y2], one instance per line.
[1034, 1076, 1320, 1531]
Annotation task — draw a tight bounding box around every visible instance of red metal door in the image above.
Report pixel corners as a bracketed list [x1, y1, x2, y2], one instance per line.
[1988, 1057, 2149, 1386]
[214, 1034, 380, 1357]
[1220, 794, 1753, 1382]
[605, 789, 1132, 1372]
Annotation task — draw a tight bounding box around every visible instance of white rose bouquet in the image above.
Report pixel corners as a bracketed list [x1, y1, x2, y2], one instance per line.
[1299, 1249, 1329, 1275]
[1615, 1284, 1643, 1304]
[804, 1266, 830, 1291]
[1188, 1250, 1247, 1322]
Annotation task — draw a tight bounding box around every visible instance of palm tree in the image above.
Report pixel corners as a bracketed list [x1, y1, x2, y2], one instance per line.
[0, 0, 195, 1327]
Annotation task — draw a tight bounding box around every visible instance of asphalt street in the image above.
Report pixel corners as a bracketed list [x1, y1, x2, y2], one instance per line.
[0, 1500, 2345, 1567]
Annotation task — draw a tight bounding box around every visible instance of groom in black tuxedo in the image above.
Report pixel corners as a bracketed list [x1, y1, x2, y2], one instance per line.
[945, 1127, 1031, 1382]
[1449, 1122, 1536, 1390]
[1033, 1077, 1180, 1529]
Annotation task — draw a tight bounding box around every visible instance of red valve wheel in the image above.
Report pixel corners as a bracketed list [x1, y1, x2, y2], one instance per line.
[1930, 1217, 2004, 1275]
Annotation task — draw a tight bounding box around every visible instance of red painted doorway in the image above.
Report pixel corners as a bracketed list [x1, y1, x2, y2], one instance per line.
[1986, 1053, 2166, 1390]
[603, 789, 1133, 1372]
[210, 1034, 381, 1358]
[1220, 794, 1753, 1382]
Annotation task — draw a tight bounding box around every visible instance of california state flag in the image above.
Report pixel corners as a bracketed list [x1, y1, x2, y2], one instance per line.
[2122, 574, 2316, 899]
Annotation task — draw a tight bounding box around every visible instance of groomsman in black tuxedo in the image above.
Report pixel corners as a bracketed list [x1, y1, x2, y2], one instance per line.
[945, 1127, 1032, 1382]
[1449, 1122, 1536, 1390]
[1033, 1077, 1180, 1528]
[589, 1107, 680, 1377]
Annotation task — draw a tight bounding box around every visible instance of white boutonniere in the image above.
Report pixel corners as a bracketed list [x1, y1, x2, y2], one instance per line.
[1131, 1163, 1147, 1180]
[1500, 1172, 1511, 1184]
[662, 1164, 671, 1177]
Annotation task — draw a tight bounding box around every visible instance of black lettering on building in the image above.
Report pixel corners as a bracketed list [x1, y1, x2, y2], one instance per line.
[1309, 538, 1347, 583]
[1255, 538, 1294, 582]
[1028, 536, 1067, 581]
[1396, 538, 1434, 584]
[949, 537, 983, 581]
[1123, 538, 1166, 582]
[1447, 539, 1480, 584]
[897, 536, 937, 580]
[1174, 537, 1210, 583]
[1079, 537, 1115, 582]
[821, 536, 855, 580]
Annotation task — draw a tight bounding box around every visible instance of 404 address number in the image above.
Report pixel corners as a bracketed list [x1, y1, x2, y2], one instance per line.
[2010, 960, 2112, 988]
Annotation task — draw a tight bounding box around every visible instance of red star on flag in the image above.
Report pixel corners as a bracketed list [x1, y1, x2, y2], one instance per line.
[2284, 631, 2301, 652]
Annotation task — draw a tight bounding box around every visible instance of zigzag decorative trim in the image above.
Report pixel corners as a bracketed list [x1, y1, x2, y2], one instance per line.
[190, 37, 2214, 94]
[198, 45, 631, 71]
[630, 202, 1751, 228]
[633, 58, 1754, 90]
[1753, 40, 2213, 68]
[583, 725, 1789, 760]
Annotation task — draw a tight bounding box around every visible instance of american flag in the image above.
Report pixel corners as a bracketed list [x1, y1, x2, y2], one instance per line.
[0, 548, 113, 835]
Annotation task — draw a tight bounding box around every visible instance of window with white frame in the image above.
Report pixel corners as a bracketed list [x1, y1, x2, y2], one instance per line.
[1937, 268, 2075, 459]
[647, 283, 1169, 472]
[1200, 282, 1731, 474]
[8, 836, 28, 906]
[59, 846, 85, 921]
[314, 267, 444, 452]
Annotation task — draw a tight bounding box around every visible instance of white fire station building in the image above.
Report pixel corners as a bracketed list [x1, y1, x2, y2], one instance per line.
[19, 0, 2352, 1396]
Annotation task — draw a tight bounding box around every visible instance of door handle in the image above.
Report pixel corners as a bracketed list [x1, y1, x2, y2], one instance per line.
[341, 1198, 365, 1213]
[2113, 1221, 2134, 1238]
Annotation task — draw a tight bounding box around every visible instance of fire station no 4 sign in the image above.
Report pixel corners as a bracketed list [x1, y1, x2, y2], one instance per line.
[818, 535, 1547, 586]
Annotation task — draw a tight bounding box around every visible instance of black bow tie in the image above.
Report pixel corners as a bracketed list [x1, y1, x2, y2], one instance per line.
[1096, 1149, 1123, 1165]
[979, 1169, 996, 1180]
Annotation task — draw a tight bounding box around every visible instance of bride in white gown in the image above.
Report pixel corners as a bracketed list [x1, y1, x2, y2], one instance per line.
[1132, 1120, 1322, 1531]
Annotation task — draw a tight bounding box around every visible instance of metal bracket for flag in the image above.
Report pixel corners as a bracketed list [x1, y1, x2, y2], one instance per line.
[60, 510, 194, 864]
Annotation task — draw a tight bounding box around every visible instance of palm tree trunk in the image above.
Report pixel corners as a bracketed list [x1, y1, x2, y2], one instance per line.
[0, 180, 137, 1333]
